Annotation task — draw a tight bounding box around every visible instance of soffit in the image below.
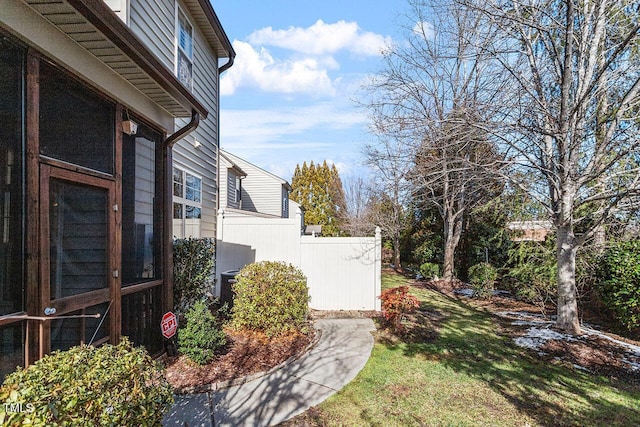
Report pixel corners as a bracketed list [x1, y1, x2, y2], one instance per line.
[23, 0, 208, 119]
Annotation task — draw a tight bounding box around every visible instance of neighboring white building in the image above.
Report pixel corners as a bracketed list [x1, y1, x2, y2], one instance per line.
[219, 149, 292, 219]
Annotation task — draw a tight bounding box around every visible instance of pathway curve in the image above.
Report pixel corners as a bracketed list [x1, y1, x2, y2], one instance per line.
[163, 318, 376, 427]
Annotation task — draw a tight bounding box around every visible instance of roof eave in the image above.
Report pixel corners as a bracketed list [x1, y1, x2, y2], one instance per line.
[65, 0, 209, 119]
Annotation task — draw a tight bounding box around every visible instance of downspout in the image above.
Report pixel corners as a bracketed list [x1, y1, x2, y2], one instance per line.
[214, 50, 235, 295]
[163, 110, 200, 316]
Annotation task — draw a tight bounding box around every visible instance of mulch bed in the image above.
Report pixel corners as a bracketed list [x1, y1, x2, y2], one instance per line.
[164, 328, 313, 392]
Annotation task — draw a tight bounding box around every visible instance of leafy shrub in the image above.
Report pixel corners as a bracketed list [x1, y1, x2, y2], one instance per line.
[0, 338, 172, 426]
[177, 300, 227, 365]
[596, 240, 640, 330]
[173, 237, 215, 315]
[231, 261, 310, 337]
[468, 262, 498, 299]
[419, 262, 440, 280]
[380, 286, 420, 331]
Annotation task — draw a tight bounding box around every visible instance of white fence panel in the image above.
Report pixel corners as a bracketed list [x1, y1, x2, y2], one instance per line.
[215, 207, 381, 311]
[215, 209, 301, 293]
[301, 236, 381, 311]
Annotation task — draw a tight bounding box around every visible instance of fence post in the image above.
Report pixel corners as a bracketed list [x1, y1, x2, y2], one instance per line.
[216, 208, 225, 241]
[375, 226, 382, 311]
[215, 209, 225, 297]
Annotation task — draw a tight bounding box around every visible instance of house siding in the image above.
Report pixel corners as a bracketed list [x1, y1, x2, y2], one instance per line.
[127, 0, 221, 238]
[129, 0, 175, 71]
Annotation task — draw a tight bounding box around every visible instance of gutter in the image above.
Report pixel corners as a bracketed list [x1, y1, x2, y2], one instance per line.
[165, 110, 200, 148]
[219, 53, 234, 74]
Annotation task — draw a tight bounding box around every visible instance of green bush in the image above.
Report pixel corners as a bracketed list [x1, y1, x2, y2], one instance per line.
[468, 262, 497, 299]
[173, 237, 215, 315]
[596, 240, 640, 330]
[0, 338, 172, 426]
[231, 261, 310, 337]
[419, 262, 440, 280]
[177, 300, 226, 365]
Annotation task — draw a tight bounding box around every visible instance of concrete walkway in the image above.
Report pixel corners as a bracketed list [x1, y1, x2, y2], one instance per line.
[163, 318, 376, 427]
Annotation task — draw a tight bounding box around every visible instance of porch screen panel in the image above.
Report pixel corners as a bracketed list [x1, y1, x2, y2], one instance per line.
[49, 180, 108, 299]
[0, 323, 24, 381]
[121, 287, 163, 354]
[50, 303, 110, 352]
[0, 37, 25, 316]
[122, 130, 161, 285]
[39, 62, 114, 174]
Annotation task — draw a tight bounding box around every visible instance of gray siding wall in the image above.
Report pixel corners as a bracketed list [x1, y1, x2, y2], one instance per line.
[129, 0, 175, 71]
[128, 0, 220, 238]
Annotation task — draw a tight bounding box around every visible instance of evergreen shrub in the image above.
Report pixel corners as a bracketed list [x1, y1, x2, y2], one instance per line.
[0, 338, 172, 426]
[419, 262, 440, 280]
[231, 261, 310, 337]
[468, 262, 497, 299]
[177, 300, 226, 365]
[173, 237, 215, 315]
[596, 240, 640, 330]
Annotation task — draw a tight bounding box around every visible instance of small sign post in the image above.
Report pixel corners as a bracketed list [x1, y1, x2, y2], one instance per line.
[161, 311, 177, 339]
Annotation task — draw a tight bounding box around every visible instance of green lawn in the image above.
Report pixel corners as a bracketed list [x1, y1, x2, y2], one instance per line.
[286, 271, 640, 426]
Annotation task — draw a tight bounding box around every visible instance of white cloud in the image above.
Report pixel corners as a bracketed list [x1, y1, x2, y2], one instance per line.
[221, 40, 335, 96]
[324, 159, 352, 176]
[221, 20, 392, 96]
[247, 19, 391, 57]
[221, 102, 366, 147]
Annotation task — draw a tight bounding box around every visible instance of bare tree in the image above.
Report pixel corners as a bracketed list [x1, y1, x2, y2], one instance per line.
[363, 135, 413, 269]
[342, 175, 375, 237]
[461, 0, 640, 333]
[411, 110, 504, 281]
[361, 0, 504, 280]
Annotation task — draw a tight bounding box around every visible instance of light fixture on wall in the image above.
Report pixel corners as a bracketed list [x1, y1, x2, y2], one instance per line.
[122, 110, 138, 135]
[193, 138, 202, 149]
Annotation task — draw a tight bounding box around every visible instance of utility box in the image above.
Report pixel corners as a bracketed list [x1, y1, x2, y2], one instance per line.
[220, 270, 239, 308]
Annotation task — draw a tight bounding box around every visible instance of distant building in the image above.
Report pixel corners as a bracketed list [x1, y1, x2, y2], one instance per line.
[507, 220, 554, 242]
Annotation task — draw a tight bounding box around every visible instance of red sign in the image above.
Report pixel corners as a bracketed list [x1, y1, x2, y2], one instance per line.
[161, 311, 177, 339]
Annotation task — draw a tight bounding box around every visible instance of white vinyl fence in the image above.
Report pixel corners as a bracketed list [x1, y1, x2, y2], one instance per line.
[215, 207, 381, 311]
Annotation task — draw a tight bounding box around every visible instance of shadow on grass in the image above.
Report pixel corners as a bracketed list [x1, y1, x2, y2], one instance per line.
[381, 290, 640, 426]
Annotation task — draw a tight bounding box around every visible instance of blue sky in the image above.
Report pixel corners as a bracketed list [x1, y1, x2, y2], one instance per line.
[214, 1, 406, 182]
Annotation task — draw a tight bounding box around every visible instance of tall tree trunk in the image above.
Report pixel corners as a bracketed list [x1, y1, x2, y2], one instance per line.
[443, 214, 462, 282]
[393, 233, 402, 271]
[556, 224, 581, 334]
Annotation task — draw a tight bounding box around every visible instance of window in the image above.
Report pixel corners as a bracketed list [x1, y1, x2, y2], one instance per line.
[235, 176, 241, 204]
[173, 167, 202, 237]
[176, 7, 193, 90]
[282, 186, 290, 218]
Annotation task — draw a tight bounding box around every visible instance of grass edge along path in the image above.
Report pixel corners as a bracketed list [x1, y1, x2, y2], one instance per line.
[284, 271, 640, 427]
